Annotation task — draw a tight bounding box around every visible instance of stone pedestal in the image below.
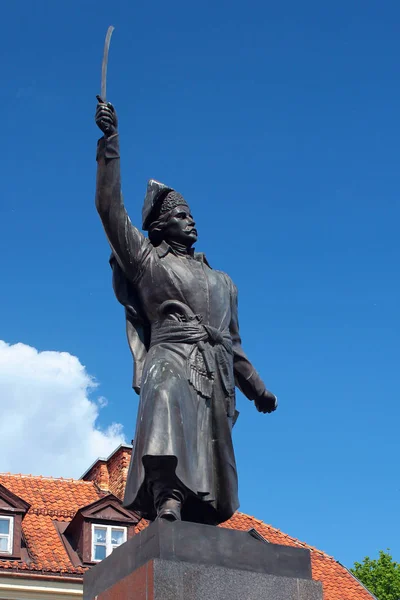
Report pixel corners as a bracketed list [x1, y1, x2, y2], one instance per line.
[83, 520, 323, 600]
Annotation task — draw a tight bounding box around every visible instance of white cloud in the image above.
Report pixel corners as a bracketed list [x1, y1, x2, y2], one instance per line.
[0, 340, 126, 478]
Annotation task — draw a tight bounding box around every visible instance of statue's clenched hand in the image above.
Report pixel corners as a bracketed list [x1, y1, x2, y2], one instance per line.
[254, 389, 278, 414]
[95, 98, 118, 137]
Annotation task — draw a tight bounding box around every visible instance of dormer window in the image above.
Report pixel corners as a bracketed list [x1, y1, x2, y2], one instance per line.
[63, 494, 138, 566]
[92, 524, 127, 561]
[0, 484, 30, 560]
[0, 516, 13, 554]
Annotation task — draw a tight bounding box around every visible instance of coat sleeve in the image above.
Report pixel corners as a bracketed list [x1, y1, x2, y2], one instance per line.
[228, 278, 266, 401]
[95, 133, 151, 282]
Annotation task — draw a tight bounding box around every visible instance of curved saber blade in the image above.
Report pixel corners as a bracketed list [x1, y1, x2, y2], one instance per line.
[100, 26, 114, 102]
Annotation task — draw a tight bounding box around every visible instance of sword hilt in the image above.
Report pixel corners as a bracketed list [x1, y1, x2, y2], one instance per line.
[95, 96, 116, 136]
[96, 95, 113, 108]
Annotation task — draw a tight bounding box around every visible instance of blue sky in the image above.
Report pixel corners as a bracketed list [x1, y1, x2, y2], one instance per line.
[1, 0, 399, 569]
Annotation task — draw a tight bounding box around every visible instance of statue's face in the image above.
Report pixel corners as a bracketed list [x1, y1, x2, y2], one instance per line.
[163, 205, 198, 247]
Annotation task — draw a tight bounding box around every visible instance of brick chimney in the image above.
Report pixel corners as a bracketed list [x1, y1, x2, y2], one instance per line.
[83, 458, 109, 491]
[81, 444, 133, 500]
[107, 445, 132, 500]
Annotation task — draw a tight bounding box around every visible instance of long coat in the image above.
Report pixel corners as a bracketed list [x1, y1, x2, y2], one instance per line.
[96, 134, 267, 525]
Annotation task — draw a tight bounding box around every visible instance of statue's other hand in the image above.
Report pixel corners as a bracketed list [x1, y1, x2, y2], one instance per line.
[95, 98, 118, 137]
[254, 389, 278, 414]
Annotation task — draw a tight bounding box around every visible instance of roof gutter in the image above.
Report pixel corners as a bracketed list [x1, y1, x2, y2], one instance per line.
[0, 571, 83, 584]
[0, 574, 82, 600]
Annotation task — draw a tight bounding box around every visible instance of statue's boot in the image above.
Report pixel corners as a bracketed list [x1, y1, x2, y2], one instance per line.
[150, 476, 185, 522]
[157, 498, 182, 521]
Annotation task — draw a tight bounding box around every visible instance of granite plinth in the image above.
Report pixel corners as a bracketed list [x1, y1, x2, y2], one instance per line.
[84, 520, 323, 600]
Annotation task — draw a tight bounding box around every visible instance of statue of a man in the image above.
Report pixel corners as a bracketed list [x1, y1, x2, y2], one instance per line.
[95, 101, 277, 525]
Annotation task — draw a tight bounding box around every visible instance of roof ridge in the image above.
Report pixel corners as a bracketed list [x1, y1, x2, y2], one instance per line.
[30, 508, 76, 518]
[0, 473, 96, 484]
[236, 511, 336, 561]
[338, 560, 379, 600]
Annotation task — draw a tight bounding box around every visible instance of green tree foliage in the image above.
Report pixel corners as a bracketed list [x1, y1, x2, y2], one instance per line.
[351, 550, 400, 600]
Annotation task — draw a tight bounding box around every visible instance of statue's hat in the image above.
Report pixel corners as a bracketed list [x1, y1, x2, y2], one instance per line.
[142, 179, 189, 231]
[142, 179, 173, 230]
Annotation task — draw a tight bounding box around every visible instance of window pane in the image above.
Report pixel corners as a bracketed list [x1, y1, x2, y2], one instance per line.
[0, 520, 9, 535]
[94, 545, 106, 561]
[0, 537, 8, 552]
[111, 529, 125, 546]
[94, 528, 106, 543]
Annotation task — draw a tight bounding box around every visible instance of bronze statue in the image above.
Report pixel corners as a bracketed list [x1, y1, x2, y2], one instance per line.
[95, 101, 277, 525]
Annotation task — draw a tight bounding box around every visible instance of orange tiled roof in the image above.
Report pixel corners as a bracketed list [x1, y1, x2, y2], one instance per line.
[0, 473, 102, 576]
[0, 472, 374, 599]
